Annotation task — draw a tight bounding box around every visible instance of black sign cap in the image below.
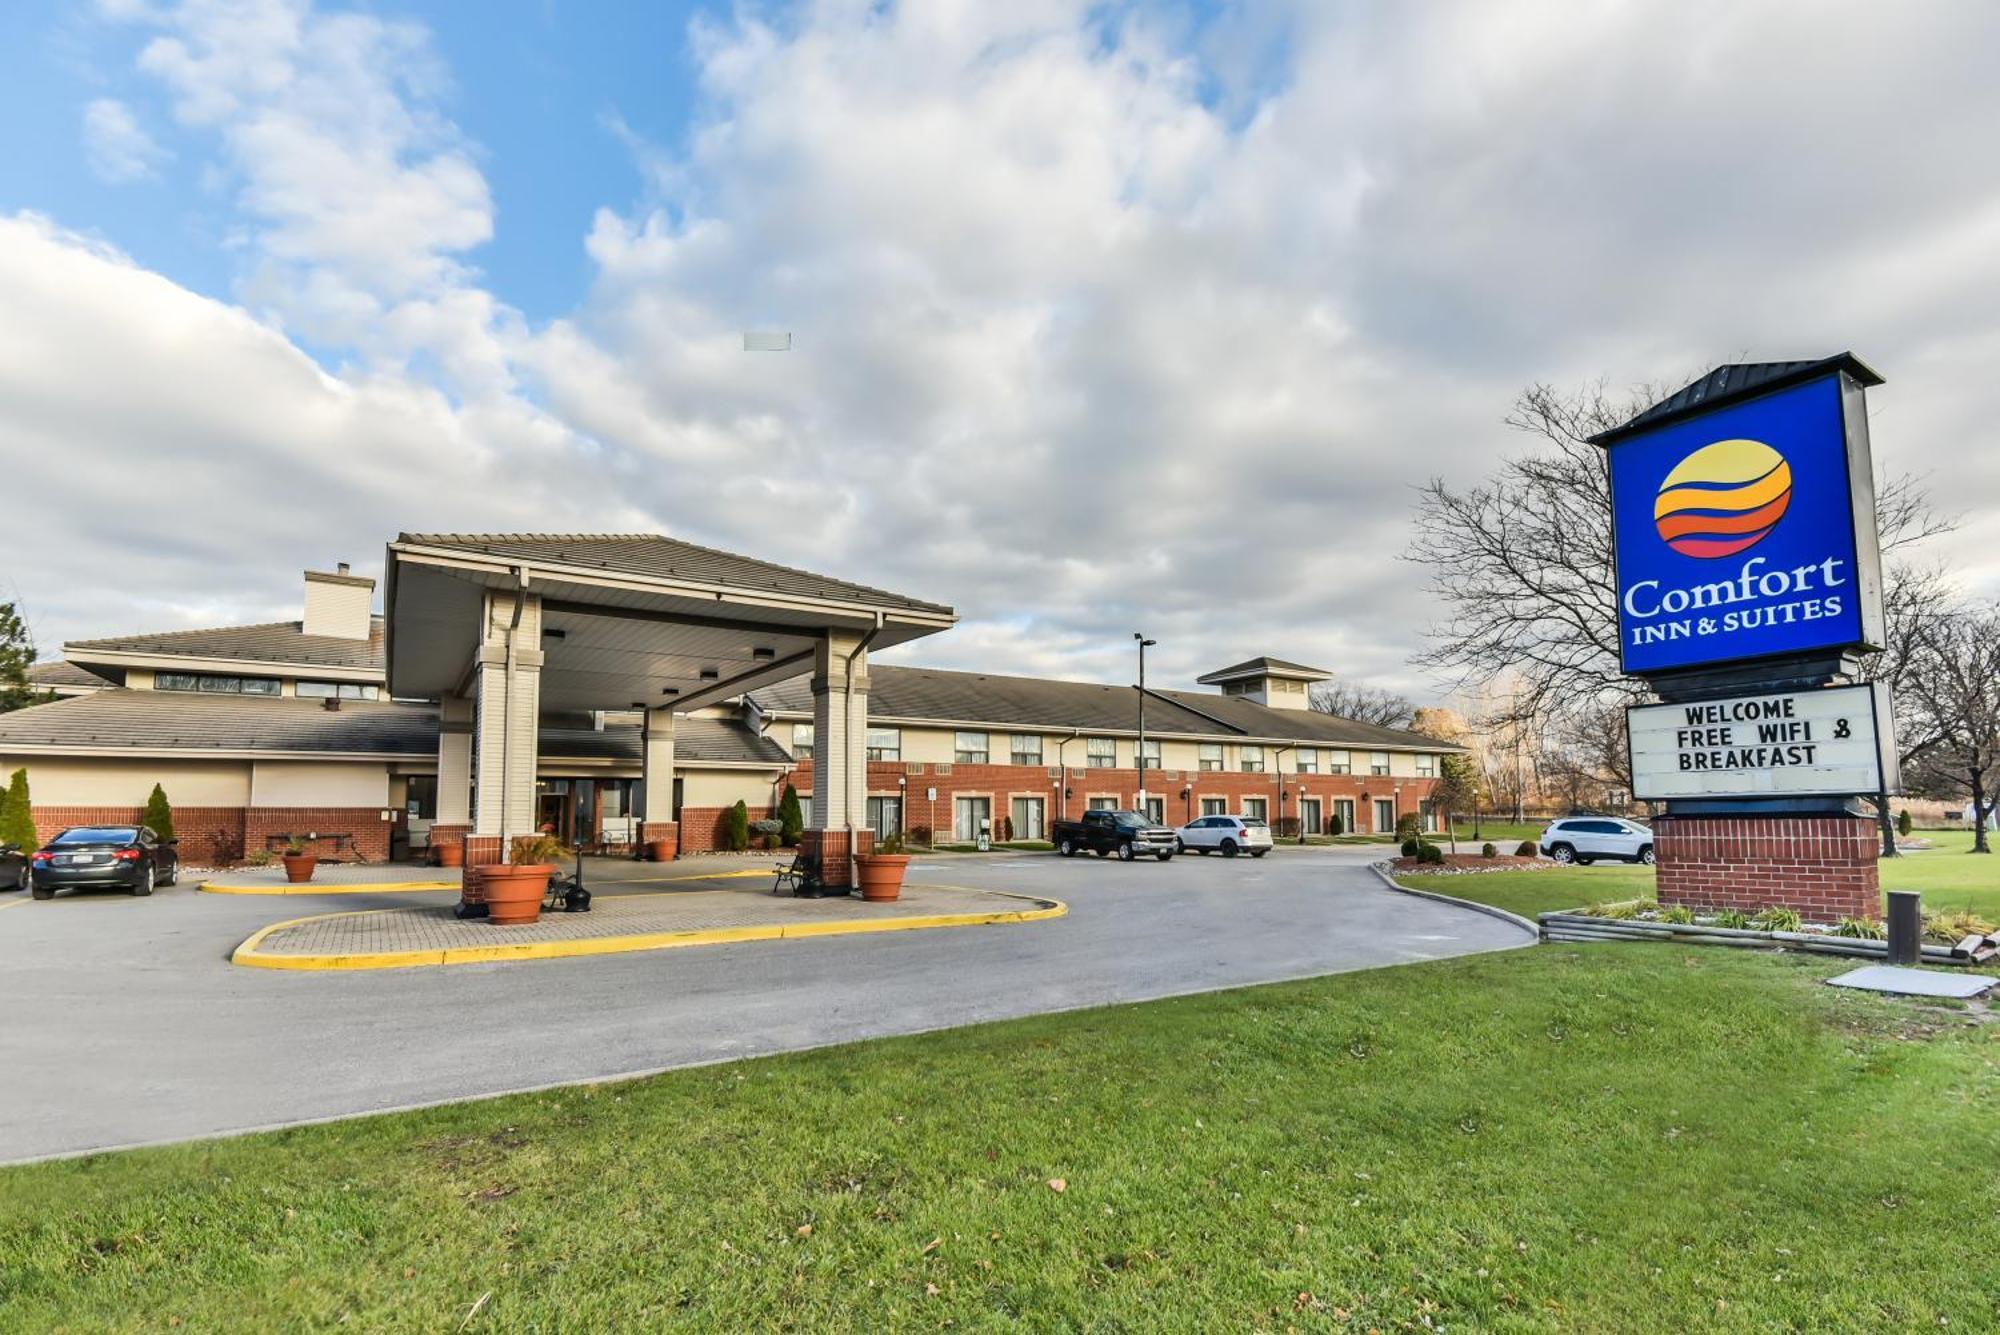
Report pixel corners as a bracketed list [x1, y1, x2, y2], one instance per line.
[1588, 352, 1883, 448]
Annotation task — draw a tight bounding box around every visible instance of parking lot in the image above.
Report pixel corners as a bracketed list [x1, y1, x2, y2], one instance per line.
[0, 845, 1530, 1162]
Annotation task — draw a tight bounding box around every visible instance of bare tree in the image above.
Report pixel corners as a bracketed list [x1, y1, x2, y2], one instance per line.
[1898, 602, 2000, 853]
[1408, 378, 1953, 776]
[1309, 681, 1415, 730]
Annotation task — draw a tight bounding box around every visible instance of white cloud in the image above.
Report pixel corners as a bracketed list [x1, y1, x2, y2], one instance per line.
[80, 98, 169, 182]
[21, 0, 2000, 699]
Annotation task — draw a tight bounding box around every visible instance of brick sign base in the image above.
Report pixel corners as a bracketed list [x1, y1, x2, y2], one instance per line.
[1654, 813, 1879, 922]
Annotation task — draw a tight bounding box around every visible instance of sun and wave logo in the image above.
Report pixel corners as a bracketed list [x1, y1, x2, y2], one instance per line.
[1652, 438, 1793, 559]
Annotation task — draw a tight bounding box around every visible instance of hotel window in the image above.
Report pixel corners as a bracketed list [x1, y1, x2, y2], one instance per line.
[296, 681, 380, 700]
[1243, 797, 1268, 821]
[1200, 797, 1227, 816]
[1087, 796, 1117, 811]
[865, 728, 901, 761]
[156, 672, 280, 696]
[1369, 750, 1391, 777]
[1295, 748, 1318, 774]
[1416, 753, 1437, 777]
[1198, 743, 1224, 772]
[1009, 734, 1042, 766]
[1085, 737, 1117, 768]
[1137, 738, 1160, 771]
[955, 731, 990, 764]
[791, 723, 815, 760]
[1327, 749, 1351, 775]
[1240, 745, 1265, 773]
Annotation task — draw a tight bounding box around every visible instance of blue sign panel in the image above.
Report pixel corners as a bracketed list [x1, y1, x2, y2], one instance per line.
[1610, 374, 1870, 674]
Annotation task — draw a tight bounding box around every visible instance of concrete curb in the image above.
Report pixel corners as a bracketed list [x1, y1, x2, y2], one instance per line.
[1370, 862, 1541, 940]
[231, 890, 1068, 971]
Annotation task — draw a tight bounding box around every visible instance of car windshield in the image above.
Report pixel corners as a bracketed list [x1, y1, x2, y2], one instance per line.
[1112, 814, 1149, 829]
[51, 826, 137, 845]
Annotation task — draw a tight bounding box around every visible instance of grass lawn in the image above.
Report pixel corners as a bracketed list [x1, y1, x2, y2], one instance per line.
[5, 949, 1999, 1329]
[1396, 828, 2000, 922]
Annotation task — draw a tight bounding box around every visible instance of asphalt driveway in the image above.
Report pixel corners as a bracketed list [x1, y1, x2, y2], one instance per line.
[0, 845, 1529, 1163]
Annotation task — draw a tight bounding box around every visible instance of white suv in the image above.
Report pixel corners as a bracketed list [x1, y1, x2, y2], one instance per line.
[1538, 817, 1654, 866]
[1174, 815, 1274, 858]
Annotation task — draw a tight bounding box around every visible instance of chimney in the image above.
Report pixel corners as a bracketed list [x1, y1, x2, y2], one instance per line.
[302, 564, 376, 640]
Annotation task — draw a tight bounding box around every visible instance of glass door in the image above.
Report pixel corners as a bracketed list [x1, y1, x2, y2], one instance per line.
[866, 796, 902, 840]
[953, 796, 991, 842]
[1334, 799, 1355, 833]
[1374, 799, 1396, 834]
[1299, 798, 1321, 835]
[1009, 796, 1045, 841]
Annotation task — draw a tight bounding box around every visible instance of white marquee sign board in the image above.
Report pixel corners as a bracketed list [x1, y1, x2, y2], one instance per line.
[1628, 682, 1898, 802]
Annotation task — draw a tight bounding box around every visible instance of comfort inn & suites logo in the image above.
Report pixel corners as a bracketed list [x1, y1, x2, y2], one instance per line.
[1652, 438, 1793, 558]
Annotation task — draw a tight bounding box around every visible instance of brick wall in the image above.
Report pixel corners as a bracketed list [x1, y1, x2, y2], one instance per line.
[1655, 813, 1879, 921]
[677, 805, 780, 853]
[30, 804, 397, 863]
[779, 760, 1439, 837]
[31, 806, 246, 864]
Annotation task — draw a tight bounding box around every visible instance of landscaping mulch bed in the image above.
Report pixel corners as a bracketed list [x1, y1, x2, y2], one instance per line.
[1385, 854, 1553, 875]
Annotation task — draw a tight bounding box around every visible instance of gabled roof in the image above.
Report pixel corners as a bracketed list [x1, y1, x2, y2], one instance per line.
[1195, 656, 1334, 685]
[1588, 352, 1882, 446]
[753, 663, 1454, 751]
[26, 661, 112, 690]
[0, 689, 431, 755]
[65, 619, 387, 673]
[396, 533, 954, 616]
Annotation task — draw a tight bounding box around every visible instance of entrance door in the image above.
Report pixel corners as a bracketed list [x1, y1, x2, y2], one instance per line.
[953, 796, 991, 842]
[866, 796, 902, 840]
[1374, 798, 1396, 834]
[1300, 798, 1322, 836]
[1141, 796, 1164, 825]
[1334, 799, 1355, 833]
[535, 780, 570, 841]
[1010, 796, 1045, 841]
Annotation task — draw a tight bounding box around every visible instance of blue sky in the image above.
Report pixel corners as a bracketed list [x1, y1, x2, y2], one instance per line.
[0, 1, 1993, 698]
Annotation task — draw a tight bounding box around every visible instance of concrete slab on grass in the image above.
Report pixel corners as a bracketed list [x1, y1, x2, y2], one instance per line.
[1826, 965, 1995, 999]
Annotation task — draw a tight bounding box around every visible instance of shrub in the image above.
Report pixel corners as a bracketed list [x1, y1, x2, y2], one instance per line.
[1585, 898, 1659, 920]
[1711, 908, 1750, 929]
[1400, 837, 1420, 858]
[751, 818, 783, 837]
[1272, 817, 1301, 840]
[875, 832, 907, 856]
[726, 800, 750, 852]
[908, 824, 933, 848]
[1395, 813, 1423, 841]
[1415, 841, 1444, 865]
[778, 784, 804, 846]
[510, 833, 566, 865]
[1924, 910, 1997, 944]
[996, 815, 1013, 842]
[0, 767, 34, 852]
[1514, 840, 1537, 858]
[1328, 813, 1344, 836]
[1834, 916, 1886, 939]
[1480, 842, 1497, 858]
[1661, 905, 1696, 925]
[141, 783, 175, 842]
[1896, 808, 1914, 837]
[1752, 906, 1803, 933]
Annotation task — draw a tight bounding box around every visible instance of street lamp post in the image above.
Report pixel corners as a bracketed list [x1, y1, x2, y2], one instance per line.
[1134, 633, 1156, 814]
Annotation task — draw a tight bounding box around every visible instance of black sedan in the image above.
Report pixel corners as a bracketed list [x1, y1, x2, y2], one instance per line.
[0, 840, 25, 892]
[30, 825, 179, 899]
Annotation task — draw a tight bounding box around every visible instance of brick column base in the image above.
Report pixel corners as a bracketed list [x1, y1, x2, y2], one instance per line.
[802, 828, 873, 889]
[639, 821, 679, 860]
[1655, 813, 1879, 922]
[462, 835, 505, 868]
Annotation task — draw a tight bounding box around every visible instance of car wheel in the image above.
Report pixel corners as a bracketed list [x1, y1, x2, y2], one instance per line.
[1577, 857, 1595, 866]
[1221, 839, 1238, 858]
[160, 861, 178, 887]
[31, 885, 53, 900]
[12, 865, 25, 892]
[1094, 848, 1108, 857]
[1155, 851, 1172, 862]
[1549, 843, 1575, 865]
[1639, 845, 1655, 866]
[1058, 838, 1075, 857]
[134, 864, 154, 897]
[1174, 837, 1186, 855]
[1250, 850, 1267, 859]
[1117, 842, 1135, 861]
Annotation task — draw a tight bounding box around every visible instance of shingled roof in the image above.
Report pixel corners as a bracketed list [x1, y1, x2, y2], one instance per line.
[1195, 656, 1334, 684]
[26, 661, 112, 690]
[752, 664, 1453, 751]
[65, 619, 387, 673]
[397, 533, 954, 616]
[1587, 352, 1882, 446]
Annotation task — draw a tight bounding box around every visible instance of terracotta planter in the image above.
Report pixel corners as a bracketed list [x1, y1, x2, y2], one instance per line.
[280, 852, 317, 883]
[853, 852, 911, 903]
[647, 835, 677, 863]
[482, 863, 554, 925]
[436, 841, 464, 868]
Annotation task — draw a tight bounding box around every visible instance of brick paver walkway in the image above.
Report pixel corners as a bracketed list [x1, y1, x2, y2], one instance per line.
[237, 883, 1062, 968]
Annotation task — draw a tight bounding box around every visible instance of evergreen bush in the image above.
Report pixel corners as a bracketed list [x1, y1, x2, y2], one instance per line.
[1327, 813, 1344, 836]
[0, 768, 35, 851]
[726, 800, 750, 852]
[1400, 837, 1420, 858]
[1395, 812, 1423, 841]
[1514, 840, 1538, 857]
[142, 783, 175, 842]
[1896, 809, 1913, 837]
[1415, 840, 1445, 865]
[778, 784, 804, 846]
[1481, 842, 1497, 858]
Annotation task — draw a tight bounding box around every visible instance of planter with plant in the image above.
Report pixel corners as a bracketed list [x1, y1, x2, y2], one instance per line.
[280, 836, 317, 883]
[435, 838, 464, 868]
[481, 835, 563, 926]
[853, 832, 911, 902]
[647, 829, 677, 862]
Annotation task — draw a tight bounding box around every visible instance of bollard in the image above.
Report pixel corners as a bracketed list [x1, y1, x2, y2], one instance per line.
[1886, 890, 1922, 966]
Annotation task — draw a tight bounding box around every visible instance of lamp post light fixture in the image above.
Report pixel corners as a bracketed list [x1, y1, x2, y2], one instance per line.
[1134, 632, 1156, 812]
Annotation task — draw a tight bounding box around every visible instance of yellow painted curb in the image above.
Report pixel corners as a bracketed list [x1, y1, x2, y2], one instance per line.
[230, 890, 1067, 972]
[201, 880, 460, 896]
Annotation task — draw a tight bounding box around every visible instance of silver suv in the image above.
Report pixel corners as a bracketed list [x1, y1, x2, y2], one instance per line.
[1538, 817, 1654, 866]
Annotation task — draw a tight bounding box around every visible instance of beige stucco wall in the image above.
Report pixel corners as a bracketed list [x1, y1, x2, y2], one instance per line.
[249, 761, 390, 808]
[678, 768, 778, 809]
[302, 573, 374, 640]
[0, 756, 252, 806]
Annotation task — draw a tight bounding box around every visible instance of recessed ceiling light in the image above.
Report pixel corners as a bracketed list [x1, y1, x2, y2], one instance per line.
[752, 647, 775, 660]
[699, 668, 720, 681]
[661, 686, 681, 696]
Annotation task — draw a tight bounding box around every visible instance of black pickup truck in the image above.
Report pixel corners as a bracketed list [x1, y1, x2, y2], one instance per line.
[1051, 809, 1177, 862]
